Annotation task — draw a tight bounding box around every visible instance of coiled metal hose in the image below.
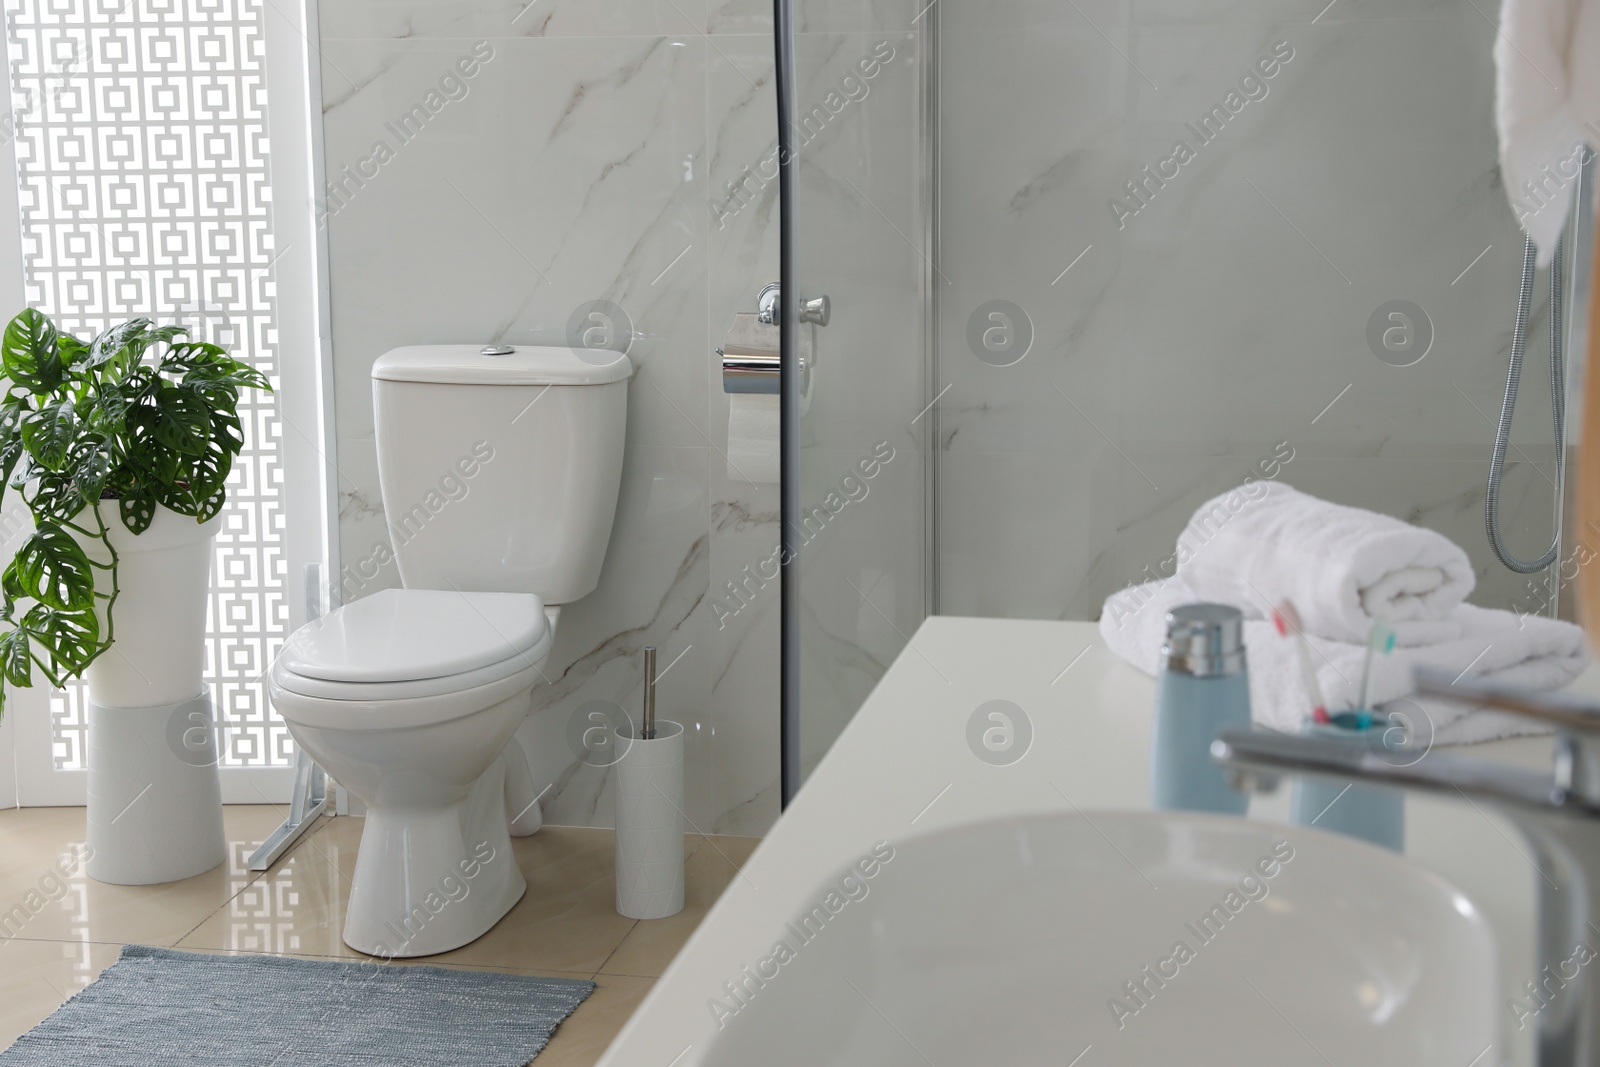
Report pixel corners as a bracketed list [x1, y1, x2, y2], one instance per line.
[1486, 232, 1565, 574]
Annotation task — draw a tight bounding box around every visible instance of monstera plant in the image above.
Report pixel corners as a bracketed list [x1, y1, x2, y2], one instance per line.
[0, 309, 271, 714]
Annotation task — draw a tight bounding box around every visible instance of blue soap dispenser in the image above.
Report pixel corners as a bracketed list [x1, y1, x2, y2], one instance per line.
[1150, 603, 1252, 814]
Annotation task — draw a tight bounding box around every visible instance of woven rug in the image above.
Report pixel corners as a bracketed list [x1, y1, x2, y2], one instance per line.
[1, 944, 594, 1066]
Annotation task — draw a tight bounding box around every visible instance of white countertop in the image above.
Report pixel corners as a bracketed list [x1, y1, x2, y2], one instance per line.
[596, 617, 1583, 1066]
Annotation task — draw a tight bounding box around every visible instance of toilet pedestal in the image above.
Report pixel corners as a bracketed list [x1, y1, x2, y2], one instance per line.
[345, 751, 529, 958]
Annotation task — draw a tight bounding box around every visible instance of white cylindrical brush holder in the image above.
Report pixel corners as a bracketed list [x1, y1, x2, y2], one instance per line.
[613, 718, 685, 920]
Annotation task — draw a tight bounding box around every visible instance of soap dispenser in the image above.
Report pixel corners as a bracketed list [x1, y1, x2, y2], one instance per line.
[1150, 603, 1252, 814]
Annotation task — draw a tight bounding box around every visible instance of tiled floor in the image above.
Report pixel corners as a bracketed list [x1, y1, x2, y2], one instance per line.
[0, 805, 761, 1064]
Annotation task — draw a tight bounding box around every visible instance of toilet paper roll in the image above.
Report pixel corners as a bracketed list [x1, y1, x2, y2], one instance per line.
[727, 393, 780, 484]
[613, 720, 685, 920]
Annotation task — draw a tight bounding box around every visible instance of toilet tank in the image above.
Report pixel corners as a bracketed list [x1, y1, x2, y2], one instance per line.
[371, 345, 630, 604]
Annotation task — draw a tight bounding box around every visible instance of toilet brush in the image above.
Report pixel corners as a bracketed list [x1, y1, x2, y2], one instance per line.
[613, 646, 685, 919]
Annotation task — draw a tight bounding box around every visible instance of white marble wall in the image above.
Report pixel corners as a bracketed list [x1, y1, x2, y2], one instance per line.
[935, 0, 1572, 621]
[317, 0, 784, 833]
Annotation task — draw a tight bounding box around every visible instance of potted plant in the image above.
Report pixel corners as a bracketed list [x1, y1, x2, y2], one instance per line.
[0, 308, 270, 884]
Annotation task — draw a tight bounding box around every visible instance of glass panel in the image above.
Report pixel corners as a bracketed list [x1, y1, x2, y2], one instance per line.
[4, 0, 291, 770]
[931, 4, 1570, 622]
[786, 3, 930, 792]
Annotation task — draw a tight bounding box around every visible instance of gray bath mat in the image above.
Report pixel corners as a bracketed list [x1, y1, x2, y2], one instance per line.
[1, 944, 594, 1066]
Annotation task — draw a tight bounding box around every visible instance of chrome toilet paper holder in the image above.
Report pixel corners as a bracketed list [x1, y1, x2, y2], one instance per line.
[719, 282, 827, 395]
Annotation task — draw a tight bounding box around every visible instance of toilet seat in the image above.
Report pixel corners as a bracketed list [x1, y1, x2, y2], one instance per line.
[271, 661, 547, 731]
[280, 587, 547, 683]
[270, 588, 552, 728]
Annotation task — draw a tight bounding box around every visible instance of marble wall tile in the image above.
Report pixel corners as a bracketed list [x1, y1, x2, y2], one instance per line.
[793, 0, 925, 35]
[785, 25, 929, 776]
[318, 0, 783, 832]
[705, 32, 782, 834]
[318, 0, 708, 41]
[936, 4, 1569, 625]
[936, 441, 1565, 628]
[527, 446, 713, 828]
[708, 0, 770, 36]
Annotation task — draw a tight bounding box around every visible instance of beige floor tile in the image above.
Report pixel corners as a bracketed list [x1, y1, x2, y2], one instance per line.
[427, 827, 642, 974]
[181, 823, 655, 973]
[599, 835, 761, 978]
[533, 973, 654, 1067]
[0, 939, 121, 1048]
[0, 805, 296, 947]
[176, 811, 354, 957]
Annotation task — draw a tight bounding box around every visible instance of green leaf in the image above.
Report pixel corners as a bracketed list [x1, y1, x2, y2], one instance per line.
[0, 628, 31, 687]
[153, 384, 211, 456]
[0, 396, 29, 438]
[169, 345, 272, 394]
[83, 318, 154, 372]
[26, 472, 91, 523]
[119, 486, 157, 534]
[18, 400, 78, 470]
[82, 390, 128, 435]
[192, 482, 227, 522]
[19, 601, 100, 673]
[71, 442, 113, 505]
[7, 450, 33, 489]
[2, 309, 63, 393]
[56, 334, 89, 371]
[6, 524, 95, 609]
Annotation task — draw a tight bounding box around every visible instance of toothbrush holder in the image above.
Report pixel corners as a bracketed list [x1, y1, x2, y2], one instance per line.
[612, 717, 685, 919]
[1290, 719, 1405, 852]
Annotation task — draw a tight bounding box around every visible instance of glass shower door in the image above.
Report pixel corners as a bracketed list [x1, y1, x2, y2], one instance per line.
[777, 1, 931, 803]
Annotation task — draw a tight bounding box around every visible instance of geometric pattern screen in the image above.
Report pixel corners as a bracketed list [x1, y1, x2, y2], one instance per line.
[4, 0, 291, 769]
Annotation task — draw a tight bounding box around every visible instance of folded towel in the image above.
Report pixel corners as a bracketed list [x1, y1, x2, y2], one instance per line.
[1100, 577, 1590, 744]
[1174, 483, 1474, 646]
[1495, 0, 1600, 265]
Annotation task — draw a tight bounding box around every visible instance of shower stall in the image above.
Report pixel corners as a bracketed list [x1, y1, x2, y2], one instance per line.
[774, 0, 1593, 803]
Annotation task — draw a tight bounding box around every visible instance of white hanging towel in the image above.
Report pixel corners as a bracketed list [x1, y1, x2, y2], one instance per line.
[1496, 0, 1600, 264]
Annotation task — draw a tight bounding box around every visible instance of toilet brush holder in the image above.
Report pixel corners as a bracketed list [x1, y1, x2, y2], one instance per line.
[612, 718, 685, 920]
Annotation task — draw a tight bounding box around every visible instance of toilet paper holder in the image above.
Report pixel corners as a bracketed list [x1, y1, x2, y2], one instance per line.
[720, 346, 782, 394]
[719, 282, 827, 395]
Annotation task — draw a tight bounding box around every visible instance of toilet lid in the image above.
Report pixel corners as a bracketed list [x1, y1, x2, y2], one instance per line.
[280, 588, 547, 683]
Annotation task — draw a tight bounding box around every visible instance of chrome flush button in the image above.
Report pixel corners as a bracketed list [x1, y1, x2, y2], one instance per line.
[479, 344, 515, 356]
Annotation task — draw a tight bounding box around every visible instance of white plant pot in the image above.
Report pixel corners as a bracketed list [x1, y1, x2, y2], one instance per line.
[71, 504, 225, 884]
[77, 505, 223, 707]
[85, 692, 226, 884]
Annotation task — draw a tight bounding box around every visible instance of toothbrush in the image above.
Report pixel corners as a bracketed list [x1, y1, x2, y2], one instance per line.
[1272, 600, 1329, 725]
[1354, 618, 1397, 729]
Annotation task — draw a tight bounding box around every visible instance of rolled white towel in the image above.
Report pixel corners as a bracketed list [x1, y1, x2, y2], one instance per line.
[1099, 577, 1589, 743]
[1174, 482, 1474, 646]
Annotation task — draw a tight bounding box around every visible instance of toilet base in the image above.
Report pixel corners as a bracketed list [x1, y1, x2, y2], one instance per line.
[344, 751, 529, 958]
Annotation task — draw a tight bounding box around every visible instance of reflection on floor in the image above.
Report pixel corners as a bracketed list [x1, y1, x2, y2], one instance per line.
[0, 805, 760, 1065]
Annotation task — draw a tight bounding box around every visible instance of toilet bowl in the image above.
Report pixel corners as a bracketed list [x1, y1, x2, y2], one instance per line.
[271, 343, 631, 958]
[269, 588, 554, 957]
